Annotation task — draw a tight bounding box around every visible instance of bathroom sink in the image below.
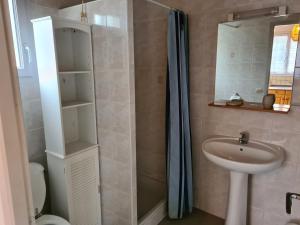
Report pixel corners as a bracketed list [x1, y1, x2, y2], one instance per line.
[202, 136, 285, 225]
[202, 136, 284, 174]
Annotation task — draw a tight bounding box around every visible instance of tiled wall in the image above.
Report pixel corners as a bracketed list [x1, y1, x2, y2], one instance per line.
[93, 1, 137, 222]
[147, 0, 300, 224]
[133, 0, 167, 205]
[60, 1, 137, 225]
[17, 0, 58, 164]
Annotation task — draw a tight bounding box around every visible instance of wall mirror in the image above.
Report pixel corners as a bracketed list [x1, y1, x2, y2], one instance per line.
[213, 14, 300, 113]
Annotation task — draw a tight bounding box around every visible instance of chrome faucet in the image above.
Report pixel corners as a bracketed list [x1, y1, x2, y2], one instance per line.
[239, 131, 249, 144]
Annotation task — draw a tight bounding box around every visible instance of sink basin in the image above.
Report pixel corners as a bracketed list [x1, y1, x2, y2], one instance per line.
[202, 136, 285, 225]
[202, 136, 284, 174]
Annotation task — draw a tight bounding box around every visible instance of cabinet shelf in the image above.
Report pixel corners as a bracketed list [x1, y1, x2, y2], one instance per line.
[62, 101, 93, 109]
[65, 140, 98, 156]
[59, 71, 91, 75]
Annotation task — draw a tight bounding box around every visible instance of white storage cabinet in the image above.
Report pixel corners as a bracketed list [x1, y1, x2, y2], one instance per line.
[32, 16, 101, 225]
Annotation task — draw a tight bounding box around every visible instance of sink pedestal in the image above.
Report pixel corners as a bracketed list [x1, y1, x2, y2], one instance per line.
[225, 171, 248, 225]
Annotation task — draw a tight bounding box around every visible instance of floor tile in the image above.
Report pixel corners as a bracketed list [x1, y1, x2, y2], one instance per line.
[159, 209, 224, 225]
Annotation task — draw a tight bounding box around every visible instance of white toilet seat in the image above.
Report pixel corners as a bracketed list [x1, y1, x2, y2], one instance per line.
[36, 215, 70, 225]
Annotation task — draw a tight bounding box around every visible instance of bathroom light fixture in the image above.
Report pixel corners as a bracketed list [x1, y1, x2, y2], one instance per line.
[227, 6, 287, 22]
[291, 24, 300, 41]
[80, 0, 88, 23]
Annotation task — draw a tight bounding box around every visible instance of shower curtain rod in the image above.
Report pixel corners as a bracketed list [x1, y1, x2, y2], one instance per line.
[145, 0, 178, 11]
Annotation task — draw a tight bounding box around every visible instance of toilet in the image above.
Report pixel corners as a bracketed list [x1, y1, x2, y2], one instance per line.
[29, 163, 70, 225]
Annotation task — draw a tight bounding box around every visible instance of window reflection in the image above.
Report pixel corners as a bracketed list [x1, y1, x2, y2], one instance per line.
[270, 25, 298, 75]
[268, 24, 299, 106]
[93, 14, 121, 28]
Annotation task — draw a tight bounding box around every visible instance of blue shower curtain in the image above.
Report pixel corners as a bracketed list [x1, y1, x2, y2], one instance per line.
[166, 10, 193, 219]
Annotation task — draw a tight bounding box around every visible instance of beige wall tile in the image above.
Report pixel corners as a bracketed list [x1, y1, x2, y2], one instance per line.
[84, 0, 137, 224]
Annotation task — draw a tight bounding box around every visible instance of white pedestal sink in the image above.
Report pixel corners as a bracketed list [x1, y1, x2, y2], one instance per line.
[202, 136, 284, 225]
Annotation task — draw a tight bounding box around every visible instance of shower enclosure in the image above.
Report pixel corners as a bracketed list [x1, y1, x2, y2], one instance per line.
[133, 0, 168, 221]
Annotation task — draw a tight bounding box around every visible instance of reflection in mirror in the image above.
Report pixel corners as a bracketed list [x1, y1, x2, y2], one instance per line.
[268, 24, 298, 106]
[292, 56, 300, 105]
[213, 15, 300, 112]
[215, 18, 272, 103]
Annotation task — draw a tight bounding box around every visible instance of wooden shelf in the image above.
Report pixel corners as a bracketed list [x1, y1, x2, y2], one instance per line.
[65, 140, 98, 156]
[208, 102, 289, 114]
[59, 70, 91, 75]
[62, 100, 93, 109]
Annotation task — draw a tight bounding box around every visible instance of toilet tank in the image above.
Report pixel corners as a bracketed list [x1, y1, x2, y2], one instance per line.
[29, 163, 46, 215]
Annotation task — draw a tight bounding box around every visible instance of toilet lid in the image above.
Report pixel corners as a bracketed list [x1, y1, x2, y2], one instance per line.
[36, 215, 70, 225]
[29, 163, 46, 215]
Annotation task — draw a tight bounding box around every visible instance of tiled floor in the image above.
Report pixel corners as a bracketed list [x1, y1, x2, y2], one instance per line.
[159, 209, 224, 225]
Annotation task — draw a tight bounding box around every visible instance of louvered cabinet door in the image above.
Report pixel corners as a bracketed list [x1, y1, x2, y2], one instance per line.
[65, 148, 101, 225]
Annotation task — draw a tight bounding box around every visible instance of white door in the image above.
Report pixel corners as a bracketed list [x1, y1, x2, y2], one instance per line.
[65, 148, 101, 225]
[0, 1, 35, 224]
